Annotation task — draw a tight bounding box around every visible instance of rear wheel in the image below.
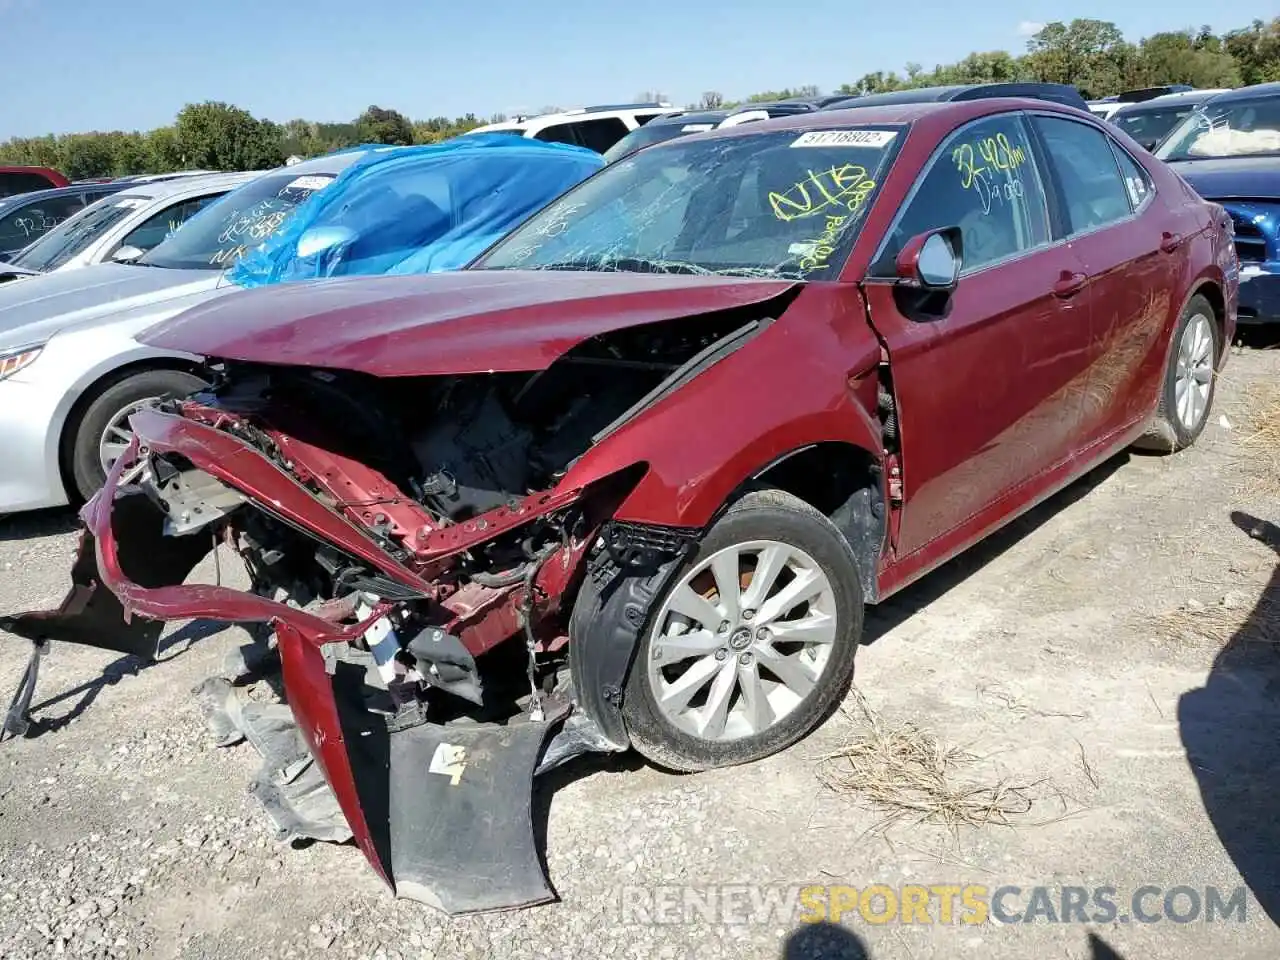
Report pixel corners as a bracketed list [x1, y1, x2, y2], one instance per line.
[1136, 294, 1219, 453]
[68, 368, 208, 501]
[621, 489, 863, 772]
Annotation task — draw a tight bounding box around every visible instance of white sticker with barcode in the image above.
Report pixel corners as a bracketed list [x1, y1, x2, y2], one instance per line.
[791, 130, 897, 148]
[285, 175, 332, 191]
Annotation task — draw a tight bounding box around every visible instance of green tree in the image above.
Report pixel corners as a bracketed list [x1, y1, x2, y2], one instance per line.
[1223, 18, 1280, 85]
[355, 105, 414, 145]
[1138, 30, 1240, 88]
[175, 101, 284, 171]
[60, 133, 116, 180]
[145, 127, 184, 171]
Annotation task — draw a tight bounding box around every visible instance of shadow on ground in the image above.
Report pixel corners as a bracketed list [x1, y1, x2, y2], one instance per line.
[0, 506, 79, 542]
[1179, 510, 1280, 927]
[3, 618, 227, 739]
[779, 922, 1129, 958]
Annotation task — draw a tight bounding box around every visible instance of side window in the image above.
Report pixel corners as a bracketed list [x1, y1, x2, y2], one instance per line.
[1109, 143, 1153, 211]
[0, 194, 85, 250]
[1031, 116, 1132, 234]
[876, 113, 1050, 275]
[120, 194, 224, 253]
[536, 117, 629, 154]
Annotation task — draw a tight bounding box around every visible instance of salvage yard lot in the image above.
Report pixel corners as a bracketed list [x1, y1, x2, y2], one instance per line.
[0, 344, 1278, 960]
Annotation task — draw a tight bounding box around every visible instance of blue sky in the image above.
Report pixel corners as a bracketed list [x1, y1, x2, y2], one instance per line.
[0, 0, 1268, 139]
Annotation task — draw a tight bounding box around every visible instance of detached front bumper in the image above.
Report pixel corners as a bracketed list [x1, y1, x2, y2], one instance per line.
[0, 421, 586, 915]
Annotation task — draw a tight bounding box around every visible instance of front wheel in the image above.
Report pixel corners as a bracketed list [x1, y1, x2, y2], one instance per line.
[68, 368, 208, 502]
[621, 489, 863, 772]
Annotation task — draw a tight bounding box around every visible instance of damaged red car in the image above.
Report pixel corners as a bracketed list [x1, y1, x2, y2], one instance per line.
[2, 99, 1238, 914]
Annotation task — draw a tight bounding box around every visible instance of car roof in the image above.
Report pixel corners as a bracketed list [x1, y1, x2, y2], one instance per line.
[112, 170, 260, 203]
[1199, 81, 1280, 105]
[821, 83, 1087, 111]
[1111, 89, 1232, 115]
[694, 97, 1090, 144]
[649, 110, 729, 127]
[0, 181, 123, 214]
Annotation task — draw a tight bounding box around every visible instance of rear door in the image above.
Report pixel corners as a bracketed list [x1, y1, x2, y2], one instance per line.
[860, 111, 1095, 560]
[1028, 114, 1189, 437]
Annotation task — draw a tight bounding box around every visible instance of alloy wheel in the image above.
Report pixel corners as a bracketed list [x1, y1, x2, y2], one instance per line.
[1175, 313, 1214, 432]
[645, 539, 838, 742]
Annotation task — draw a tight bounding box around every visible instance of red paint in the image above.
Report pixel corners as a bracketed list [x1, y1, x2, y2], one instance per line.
[126, 407, 433, 593]
[0, 166, 69, 192]
[40, 100, 1238, 897]
[140, 271, 796, 377]
[274, 621, 391, 886]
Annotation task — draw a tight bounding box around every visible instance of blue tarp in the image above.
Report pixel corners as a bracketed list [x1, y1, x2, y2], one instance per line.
[228, 134, 603, 288]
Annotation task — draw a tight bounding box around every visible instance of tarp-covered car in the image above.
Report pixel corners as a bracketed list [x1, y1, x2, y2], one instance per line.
[3, 99, 1237, 915]
[0, 136, 602, 514]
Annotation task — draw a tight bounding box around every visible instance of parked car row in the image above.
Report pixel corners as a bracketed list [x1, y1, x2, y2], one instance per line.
[1, 91, 1246, 913]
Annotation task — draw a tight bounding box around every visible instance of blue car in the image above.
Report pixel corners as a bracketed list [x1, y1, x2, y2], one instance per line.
[1157, 83, 1280, 326]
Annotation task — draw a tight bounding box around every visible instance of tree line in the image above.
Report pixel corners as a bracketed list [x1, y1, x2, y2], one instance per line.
[1, 17, 1276, 181]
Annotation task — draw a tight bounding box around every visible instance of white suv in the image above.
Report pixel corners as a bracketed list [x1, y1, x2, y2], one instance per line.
[465, 102, 676, 153]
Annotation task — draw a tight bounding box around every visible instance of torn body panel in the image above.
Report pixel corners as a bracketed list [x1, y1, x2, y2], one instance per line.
[1, 278, 889, 913]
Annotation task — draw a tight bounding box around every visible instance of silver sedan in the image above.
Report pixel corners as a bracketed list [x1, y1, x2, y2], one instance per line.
[0, 172, 257, 281]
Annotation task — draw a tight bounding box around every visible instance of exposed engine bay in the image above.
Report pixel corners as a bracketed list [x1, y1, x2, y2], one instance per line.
[0, 275, 815, 916]
[143, 308, 760, 704]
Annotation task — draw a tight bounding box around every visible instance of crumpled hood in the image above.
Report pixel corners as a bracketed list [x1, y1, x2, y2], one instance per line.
[1169, 157, 1280, 201]
[141, 270, 800, 376]
[0, 261, 221, 350]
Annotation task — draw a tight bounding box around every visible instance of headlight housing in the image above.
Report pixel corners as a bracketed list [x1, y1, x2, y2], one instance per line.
[0, 344, 44, 382]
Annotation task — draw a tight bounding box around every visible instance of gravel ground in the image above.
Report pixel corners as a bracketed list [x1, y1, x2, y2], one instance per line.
[0, 342, 1278, 960]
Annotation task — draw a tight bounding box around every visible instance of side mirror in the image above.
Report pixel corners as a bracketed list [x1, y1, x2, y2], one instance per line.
[110, 245, 144, 264]
[295, 225, 356, 260]
[895, 227, 962, 291]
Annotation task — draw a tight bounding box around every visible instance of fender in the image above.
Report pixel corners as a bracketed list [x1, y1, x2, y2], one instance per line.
[558, 283, 887, 529]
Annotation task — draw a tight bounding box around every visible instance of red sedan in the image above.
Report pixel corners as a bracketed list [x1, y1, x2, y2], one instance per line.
[4, 98, 1238, 913]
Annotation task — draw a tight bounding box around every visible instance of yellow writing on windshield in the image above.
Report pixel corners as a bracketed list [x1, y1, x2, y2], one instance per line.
[796, 214, 849, 272]
[770, 165, 876, 222]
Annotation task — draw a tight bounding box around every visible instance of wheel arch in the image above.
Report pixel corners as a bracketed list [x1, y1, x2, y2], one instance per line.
[56, 353, 207, 500]
[1188, 278, 1227, 364]
[745, 441, 887, 602]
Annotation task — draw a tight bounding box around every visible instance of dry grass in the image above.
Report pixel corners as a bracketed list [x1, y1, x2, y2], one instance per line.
[814, 689, 1070, 831]
[1152, 594, 1280, 646]
[1231, 379, 1280, 497]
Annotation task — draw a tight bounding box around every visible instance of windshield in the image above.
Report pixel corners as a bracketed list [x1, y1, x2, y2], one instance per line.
[138, 172, 334, 269]
[1156, 97, 1280, 161]
[1113, 106, 1197, 149]
[601, 122, 716, 163]
[10, 194, 146, 272]
[476, 126, 903, 280]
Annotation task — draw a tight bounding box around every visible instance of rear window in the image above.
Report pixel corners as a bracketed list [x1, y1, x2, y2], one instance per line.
[0, 171, 61, 199]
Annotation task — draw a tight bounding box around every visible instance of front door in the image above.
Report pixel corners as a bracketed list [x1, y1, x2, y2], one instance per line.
[860, 111, 1096, 563]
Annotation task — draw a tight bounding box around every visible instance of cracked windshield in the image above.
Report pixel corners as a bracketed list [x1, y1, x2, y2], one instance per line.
[137, 172, 333, 269]
[478, 127, 900, 279]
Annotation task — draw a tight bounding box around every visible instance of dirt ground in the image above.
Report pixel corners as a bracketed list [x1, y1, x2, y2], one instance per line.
[0, 340, 1278, 960]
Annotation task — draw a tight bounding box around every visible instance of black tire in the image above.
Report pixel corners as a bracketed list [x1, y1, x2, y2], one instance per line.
[68, 368, 207, 502]
[1135, 294, 1220, 454]
[621, 488, 864, 772]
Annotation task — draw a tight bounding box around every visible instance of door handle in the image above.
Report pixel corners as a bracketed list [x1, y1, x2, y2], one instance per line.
[1160, 231, 1182, 253]
[1053, 271, 1087, 298]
